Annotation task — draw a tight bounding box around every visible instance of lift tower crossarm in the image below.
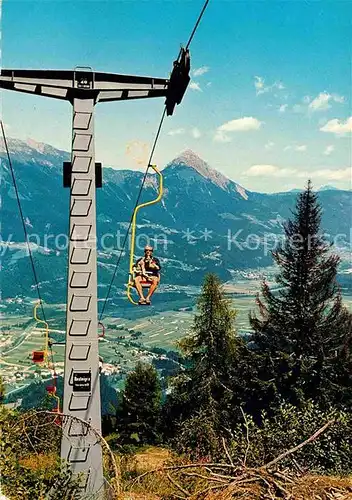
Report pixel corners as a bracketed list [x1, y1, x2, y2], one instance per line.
[0, 69, 169, 102]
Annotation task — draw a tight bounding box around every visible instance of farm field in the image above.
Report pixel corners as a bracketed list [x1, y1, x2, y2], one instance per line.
[2, 284, 351, 395]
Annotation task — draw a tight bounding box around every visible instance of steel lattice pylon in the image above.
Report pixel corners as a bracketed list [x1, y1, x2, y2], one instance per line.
[0, 66, 183, 497]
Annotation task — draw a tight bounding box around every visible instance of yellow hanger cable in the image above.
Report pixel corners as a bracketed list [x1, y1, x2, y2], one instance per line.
[127, 165, 163, 304]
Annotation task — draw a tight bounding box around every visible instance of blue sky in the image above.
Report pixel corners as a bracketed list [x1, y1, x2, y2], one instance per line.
[1, 0, 351, 192]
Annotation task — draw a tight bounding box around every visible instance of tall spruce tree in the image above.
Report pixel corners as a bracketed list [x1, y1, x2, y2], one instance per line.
[117, 362, 162, 445]
[250, 181, 352, 408]
[163, 274, 245, 455]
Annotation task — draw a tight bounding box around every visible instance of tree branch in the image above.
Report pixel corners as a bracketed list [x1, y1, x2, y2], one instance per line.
[166, 472, 190, 497]
[240, 406, 250, 467]
[261, 419, 335, 470]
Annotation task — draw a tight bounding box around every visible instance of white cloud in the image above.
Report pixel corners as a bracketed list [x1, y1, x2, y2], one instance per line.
[167, 128, 185, 136]
[307, 167, 350, 181]
[320, 117, 352, 135]
[246, 164, 296, 177]
[191, 127, 201, 139]
[247, 164, 277, 176]
[189, 81, 202, 92]
[246, 164, 350, 181]
[218, 117, 262, 132]
[293, 93, 345, 114]
[168, 127, 202, 139]
[323, 145, 335, 156]
[265, 141, 275, 150]
[308, 92, 345, 112]
[192, 66, 210, 77]
[254, 76, 285, 96]
[214, 117, 263, 143]
[279, 104, 288, 113]
[309, 92, 330, 111]
[206, 82, 212, 87]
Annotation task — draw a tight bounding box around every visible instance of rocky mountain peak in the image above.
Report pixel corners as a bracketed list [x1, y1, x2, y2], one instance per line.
[167, 149, 232, 190]
[0, 136, 69, 167]
[166, 149, 249, 199]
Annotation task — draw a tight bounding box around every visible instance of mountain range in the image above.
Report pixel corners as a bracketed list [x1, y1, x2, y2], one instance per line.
[1, 138, 351, 303]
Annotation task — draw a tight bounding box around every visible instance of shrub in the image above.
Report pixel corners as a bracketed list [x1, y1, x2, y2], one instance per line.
[0, 407, 81, 499]
[229, 401, 352, 475]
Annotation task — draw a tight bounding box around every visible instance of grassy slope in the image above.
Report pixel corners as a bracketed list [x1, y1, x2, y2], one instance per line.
[120, 447, 352, 499]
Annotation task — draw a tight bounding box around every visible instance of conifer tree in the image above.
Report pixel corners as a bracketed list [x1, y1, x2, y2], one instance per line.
[163, 274, 246, 454]
[180, 274, 238, 414]
[117, 362, 162, 445]
[250, 181, 352, 408]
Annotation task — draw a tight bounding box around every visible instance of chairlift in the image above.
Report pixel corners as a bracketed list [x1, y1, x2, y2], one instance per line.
[32, 350, 45, 363]
[31, 301, 49, 366]
[127, 165, 163, 305]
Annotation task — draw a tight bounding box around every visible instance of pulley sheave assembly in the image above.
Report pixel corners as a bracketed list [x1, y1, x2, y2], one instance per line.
[165, 48, 191, 116]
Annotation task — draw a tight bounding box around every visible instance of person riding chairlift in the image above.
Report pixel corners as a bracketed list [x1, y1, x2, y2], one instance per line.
[133, 245, 161, 305]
